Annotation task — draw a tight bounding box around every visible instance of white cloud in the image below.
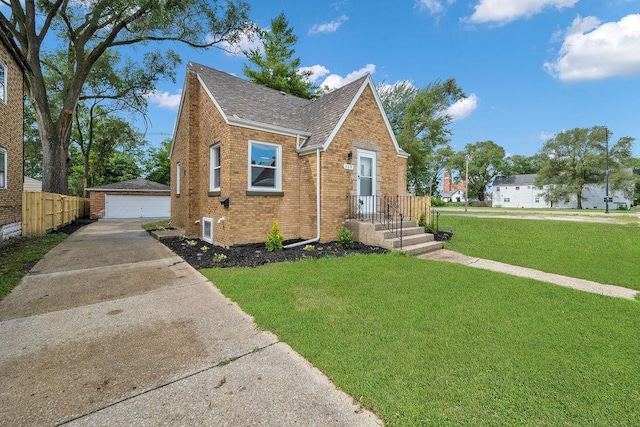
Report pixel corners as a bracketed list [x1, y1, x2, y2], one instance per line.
[319, 64, 376, 91]
[145, 90, 182, 110]
[544, 14, 640, 82]
[308, 15, 349, 35]
[212, 27, 263, 57]
[539, 131, 556, 141]
[466, 0, 579, 25]
[376, 80, 418, 98]
[444, 93, 479, 121]
[298, 65, 330, 84]
[416, 0, 456, 15]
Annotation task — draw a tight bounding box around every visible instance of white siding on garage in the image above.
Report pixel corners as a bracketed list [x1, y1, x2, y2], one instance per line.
[105, 194, 170, 219]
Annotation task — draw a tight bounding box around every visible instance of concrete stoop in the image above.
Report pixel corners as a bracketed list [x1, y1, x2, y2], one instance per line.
[345, 220, 444, 256]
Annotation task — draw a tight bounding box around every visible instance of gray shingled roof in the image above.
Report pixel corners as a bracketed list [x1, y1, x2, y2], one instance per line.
[187, 62, 371, 151]
[493, 174, 538, 186]
[86, 179, 170, 192]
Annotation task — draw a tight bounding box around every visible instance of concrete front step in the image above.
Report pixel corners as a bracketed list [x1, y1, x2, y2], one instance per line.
[373, 221, 418, 231]
[380, 226, 426, 240]
[401, 240, 444, 256]
[384, 232, 434, 248]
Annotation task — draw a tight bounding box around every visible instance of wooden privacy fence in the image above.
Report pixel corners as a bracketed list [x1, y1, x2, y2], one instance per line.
[22, 192, 90, 237]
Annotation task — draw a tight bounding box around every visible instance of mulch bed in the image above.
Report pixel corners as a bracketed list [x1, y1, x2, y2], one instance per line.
[160, 237, 388, 269]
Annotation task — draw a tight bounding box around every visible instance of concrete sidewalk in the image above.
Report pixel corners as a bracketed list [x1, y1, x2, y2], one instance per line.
[0, 220, 380, 426]
[419, 249, 638, 300]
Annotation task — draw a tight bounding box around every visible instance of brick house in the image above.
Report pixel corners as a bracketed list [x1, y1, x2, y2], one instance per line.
[0, 22, 29, 241]
[170, 63, 410, 247]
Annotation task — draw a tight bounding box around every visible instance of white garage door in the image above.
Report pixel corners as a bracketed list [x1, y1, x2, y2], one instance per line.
[105, 194, 170, 219]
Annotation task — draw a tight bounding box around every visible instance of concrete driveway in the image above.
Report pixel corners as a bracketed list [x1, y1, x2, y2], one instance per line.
[0, 220, 380, 426]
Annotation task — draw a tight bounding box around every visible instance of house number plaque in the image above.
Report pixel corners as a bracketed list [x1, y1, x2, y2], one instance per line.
[343, 164, 354, 170]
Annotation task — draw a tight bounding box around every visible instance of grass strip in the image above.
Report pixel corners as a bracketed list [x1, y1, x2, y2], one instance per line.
[438, 216, 640, 291]
[204, 254, 640, 426]
[0, 232, 68, 300]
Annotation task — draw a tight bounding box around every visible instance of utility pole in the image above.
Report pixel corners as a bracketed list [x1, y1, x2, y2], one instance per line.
[465, 155, 469, 212]
[605, 126, 609, 214]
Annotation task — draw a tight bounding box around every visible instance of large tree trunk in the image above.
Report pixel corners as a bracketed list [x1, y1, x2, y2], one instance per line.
[37, 108, 74, 195]
[576, 192, 583, 209]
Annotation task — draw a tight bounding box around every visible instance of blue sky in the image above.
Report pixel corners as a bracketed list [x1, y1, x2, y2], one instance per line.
[21, 1, 640, 158]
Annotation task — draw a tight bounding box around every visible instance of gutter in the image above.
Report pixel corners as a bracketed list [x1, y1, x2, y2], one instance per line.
[284, 148, 321, 248]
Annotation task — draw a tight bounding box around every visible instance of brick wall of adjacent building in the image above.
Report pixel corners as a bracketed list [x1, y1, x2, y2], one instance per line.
[171, 74, 407, 246]
[0, 39, 25, 239]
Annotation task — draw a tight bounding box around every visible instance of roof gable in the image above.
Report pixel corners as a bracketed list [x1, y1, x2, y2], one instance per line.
[0, 21, 30, 73]
[172, 63, 407, 158]
[493, 174, 538, 186]
[86, 178, 170, 192]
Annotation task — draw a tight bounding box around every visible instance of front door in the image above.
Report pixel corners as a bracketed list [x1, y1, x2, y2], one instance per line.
[357, 150, 376, 213]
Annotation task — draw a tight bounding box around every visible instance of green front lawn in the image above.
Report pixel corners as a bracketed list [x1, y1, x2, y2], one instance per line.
[0, 232, 69, 300]
[204, 255, 640, 426]
[438, 216, 640, 291]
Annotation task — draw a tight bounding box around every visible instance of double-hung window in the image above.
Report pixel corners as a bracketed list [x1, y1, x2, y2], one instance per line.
[248, 141, 281, 192]
[210, 144, 221, 192]
[0, 60, 7, 104]
[0, 147, 6, 189]
[176, 162, 181, 195]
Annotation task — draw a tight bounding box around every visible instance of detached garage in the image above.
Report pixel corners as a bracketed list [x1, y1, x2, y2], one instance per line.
[87, 179, 170, 219]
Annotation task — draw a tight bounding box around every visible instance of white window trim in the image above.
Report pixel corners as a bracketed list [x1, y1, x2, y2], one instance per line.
[176, 162, 181, 195]
[0, 147, 7, 189]
[0, 60, 7, 104]
[209, 143, 221, 192]
[202, 217, 213, 244]
[247, 140, 282, 192]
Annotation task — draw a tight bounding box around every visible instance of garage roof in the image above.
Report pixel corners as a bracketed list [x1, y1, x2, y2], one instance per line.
[86, 179, 170, 193]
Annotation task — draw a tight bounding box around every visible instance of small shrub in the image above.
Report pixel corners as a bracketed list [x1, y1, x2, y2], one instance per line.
[186, 239, 198, 247]
[418, 213, 427, 228]
[431, 197, 446, 207]
[200, 246, 209, 253]
[179, 234, 188, 241]
[266, 221, 284, 252]
[336, 226, 354, 249]
[303, 244, 315, 251]
[212, 253, 227, 263]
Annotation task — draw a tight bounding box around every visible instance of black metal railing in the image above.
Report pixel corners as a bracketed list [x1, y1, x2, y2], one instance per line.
[347, 195, 431, 249]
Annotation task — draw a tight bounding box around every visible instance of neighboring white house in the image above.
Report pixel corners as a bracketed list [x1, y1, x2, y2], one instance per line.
[492, 174, 633, 209]
[441, 189, 466, 203]
[23, 176, 42, 192]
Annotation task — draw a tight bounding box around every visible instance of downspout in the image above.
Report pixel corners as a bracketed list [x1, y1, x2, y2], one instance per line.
[284, 148, 321, 248]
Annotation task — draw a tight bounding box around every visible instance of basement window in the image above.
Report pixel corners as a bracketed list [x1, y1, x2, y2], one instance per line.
[202, 217, 213, 244]
[504, 198, 510, 202]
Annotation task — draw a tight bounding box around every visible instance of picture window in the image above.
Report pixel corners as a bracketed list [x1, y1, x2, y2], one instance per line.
[248, 141, 281, 191]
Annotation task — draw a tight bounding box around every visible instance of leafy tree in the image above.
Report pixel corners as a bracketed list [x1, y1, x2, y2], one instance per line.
[72, 106, 145, 195]
[379, 79, 465, 195]
[378, 81, 418, 136]
[145, 139, 172, 185]
[535, 127, 634, 209]
[1, 0, 251, 194]
[504, 154, 542, 175]
[628, 158, 640, 206]
[243, 12, 315, 99]
[450, 141, 507, 201]
[23, 102, 42, 180]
